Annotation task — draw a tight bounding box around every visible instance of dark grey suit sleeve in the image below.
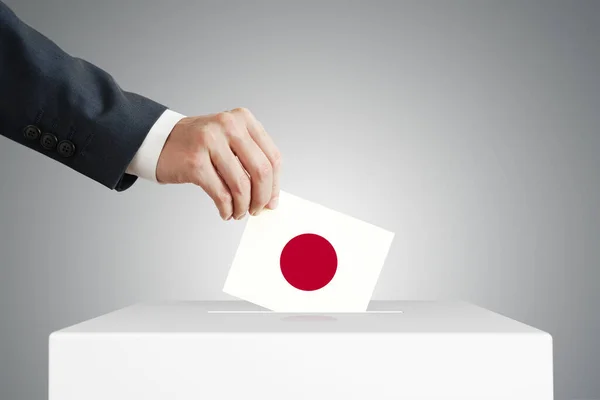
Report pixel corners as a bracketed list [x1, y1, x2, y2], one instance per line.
[0, 1, 168, 191]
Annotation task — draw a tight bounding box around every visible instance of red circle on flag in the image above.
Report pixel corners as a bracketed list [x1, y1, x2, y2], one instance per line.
[280, 233, 338, 291]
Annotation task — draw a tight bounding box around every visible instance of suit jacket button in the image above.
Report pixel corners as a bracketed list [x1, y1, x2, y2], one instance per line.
[40, 132, 58, 150]
[57, 140, 76, 158]
[23, 125, 41, 140]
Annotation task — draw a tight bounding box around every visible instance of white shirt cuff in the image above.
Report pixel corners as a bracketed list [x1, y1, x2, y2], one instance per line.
[125, 109, 186, 182]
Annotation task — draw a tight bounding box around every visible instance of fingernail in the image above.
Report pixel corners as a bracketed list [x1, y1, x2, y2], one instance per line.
[235, 212, 246, 220]
[225, 215, 232, 221]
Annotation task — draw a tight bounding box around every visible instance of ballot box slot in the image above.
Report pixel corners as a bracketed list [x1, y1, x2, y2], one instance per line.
[206, 310, 404, 314]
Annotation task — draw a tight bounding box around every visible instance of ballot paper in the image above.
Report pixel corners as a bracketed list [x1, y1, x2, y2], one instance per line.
[223, 190, 395, 312]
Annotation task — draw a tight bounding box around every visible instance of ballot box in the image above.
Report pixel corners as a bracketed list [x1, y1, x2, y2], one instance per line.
[48, 300, 553, 400]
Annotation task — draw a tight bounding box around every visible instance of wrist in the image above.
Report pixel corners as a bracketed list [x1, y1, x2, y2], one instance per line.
[156, 116, 196, 184]
[126, 109, 186, 182]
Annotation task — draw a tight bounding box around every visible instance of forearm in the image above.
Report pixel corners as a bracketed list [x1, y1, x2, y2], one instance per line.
[0, 1, 167, 191]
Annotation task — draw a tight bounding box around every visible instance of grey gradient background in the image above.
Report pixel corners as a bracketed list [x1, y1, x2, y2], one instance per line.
[0, 0, 598, 399]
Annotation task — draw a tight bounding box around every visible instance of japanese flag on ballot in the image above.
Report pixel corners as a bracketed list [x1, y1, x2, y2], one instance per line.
[223, 190, 395, 312]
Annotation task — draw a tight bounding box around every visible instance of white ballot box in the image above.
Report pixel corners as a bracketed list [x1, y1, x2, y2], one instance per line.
[48, 301, 553, 400]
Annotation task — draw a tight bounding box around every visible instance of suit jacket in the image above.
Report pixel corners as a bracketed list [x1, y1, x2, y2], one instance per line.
[0, 1, 167, 191]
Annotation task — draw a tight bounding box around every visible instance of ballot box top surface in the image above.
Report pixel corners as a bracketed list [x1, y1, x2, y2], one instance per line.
[54, 301, 547, 335]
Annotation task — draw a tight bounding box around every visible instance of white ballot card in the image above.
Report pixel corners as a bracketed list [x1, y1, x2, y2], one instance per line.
[223, 190, 395, 312]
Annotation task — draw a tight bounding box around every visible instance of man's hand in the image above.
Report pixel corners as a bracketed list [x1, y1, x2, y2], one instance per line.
[156, 108, 281, 221]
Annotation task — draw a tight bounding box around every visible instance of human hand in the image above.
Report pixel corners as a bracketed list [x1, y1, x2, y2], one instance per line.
[156, 108, 281, 221]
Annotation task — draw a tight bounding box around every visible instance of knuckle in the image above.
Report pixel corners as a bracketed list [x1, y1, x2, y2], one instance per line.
[233, 107, 252, 119]
[232, 173, 251, 197]
[217, 190, 232, 206]
[215, 112, 236, 129]
[255, 160, 272, 180]
[216, 114, 245, 141]
[271, 150, 282, 169]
